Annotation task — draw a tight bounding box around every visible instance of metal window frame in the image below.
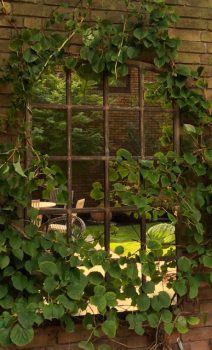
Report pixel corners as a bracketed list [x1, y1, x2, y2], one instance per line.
[27, 60, 180, 254]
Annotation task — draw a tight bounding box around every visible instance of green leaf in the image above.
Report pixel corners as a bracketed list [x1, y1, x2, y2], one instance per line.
[0, 255, 10, 269]
[12, 248, 24, 261]
[11, 272, 28, 291]
[10, 324, 34, 346]
[43, 276, 59, 293]
[136, 294, 150, 311]
[63, 316, 75, 332]
[183, 153, 197, 165]
[102, 320, 117, 338]
[65, 57, 77, 69]
[164, 322, 174, 335]
[0, 285, 8, 299]
[127, 46, 139, 59]
[147, 313, 160, 328]
[133, 27, 147, 40]
[98, 344, 111, 350]
[178, 256, 192, 273]
[126, 263, 138, 280]
[176, 65, 190, 76]
[18, 310, 35, 329]
[158, 291, 171, 308]
[151, 296, 162, 312]
[202, 255, 212, 268]
[109, 167, 119, 182]
[114, 246, 124, 255]
[161, 309, 172, 323]
[91, 293, 106, 312]
[184, 124, 197, 134]
[57, 295, 77, 312]
[66, 272, 88, 300]
[176, 316, 188, 334]
[88, 272, 104, 285]
[39, 261, 58, 276]
[105, 292, 117, 307]
[13, 162, 26, 177]
[142, 281, 155, 294]
[0, 327, 11, 346]
[193, 163, 206, 176]
[79, 341, 94, 350]
[43, 303, 64, 320]
[173, 279, 187, 297]
[116, 148, 132, 160]
[187, 316, 200, 326]
[0, 296, 14, 309]
[23, 48, 38, 63]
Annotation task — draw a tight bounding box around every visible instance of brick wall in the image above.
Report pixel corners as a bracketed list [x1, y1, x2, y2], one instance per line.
[7, 285, 212, 350]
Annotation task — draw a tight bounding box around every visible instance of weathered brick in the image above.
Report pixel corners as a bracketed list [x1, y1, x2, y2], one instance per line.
[205, 89, 212, 101]
[201, 31, 212, 42]
[201, 302, 212, 313]
[58, 326, 90, 344]
[0, 39, 10, 52]
[182, 327, 212, 342]
[126, 335, 151, 348]
[179, 41, 206, 53]
[0, 15, 23, 28]
[24, 17, 42, 28]
[0, 53, 9, 67]
[12, 3, 52, 17]
[0, 27, 12, 39]
[190, 340, 210, 350]
[168, 28, 201, 41]
[15, 327, 60, 349]
[175, 18, 208, 30]
[208, 20, 212, 31]
[12, 0, 38, 3]
[199, 287, 212, 300]
[46, 345, 79, 350]
[177, 52, 201, 64]
[186, 0, 210, 7]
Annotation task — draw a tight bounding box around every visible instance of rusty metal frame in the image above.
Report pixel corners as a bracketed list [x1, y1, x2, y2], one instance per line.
[28, 60, 180, 255]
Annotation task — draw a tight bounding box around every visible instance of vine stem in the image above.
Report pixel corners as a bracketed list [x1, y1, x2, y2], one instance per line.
[36, 16, 84, 81]
[114, 14, 128, 79]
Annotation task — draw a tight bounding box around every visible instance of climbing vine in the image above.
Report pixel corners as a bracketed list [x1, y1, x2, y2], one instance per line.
[0, 0, 211, 349]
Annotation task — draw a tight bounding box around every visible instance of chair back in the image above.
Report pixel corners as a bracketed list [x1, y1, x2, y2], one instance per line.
[31, 199, 40, 208]
[76, 198, 85, 209]
[31, 199, 42, 227]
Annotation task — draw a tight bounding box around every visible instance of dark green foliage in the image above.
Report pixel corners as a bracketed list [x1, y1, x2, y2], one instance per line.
[0, 0, 211, 348]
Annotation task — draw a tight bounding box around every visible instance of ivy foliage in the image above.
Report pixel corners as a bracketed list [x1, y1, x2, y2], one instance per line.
[0, 0, 211, 348]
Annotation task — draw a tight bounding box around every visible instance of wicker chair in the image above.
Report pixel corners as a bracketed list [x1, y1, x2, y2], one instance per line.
[44, 198, 86, 240]
[31, 199, 43, 227]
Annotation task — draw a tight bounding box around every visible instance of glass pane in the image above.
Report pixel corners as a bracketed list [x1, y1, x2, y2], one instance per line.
[32, 69, 66, 105]
[109, 111, 140, 156]
[72, 111, 104, 156]
[32, 109, 66, 156]
[71, 72, 103, 106]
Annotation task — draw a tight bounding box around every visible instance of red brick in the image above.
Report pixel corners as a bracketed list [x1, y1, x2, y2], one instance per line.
[182, 327, 212, 342]
[199, 287, 212, 299]
[190, 340, 210, 350]
[201, 303, 212, 313]
[58, 326, 90, 344]
[18, 327, 59, 349]
[46, 345, 79, 350]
